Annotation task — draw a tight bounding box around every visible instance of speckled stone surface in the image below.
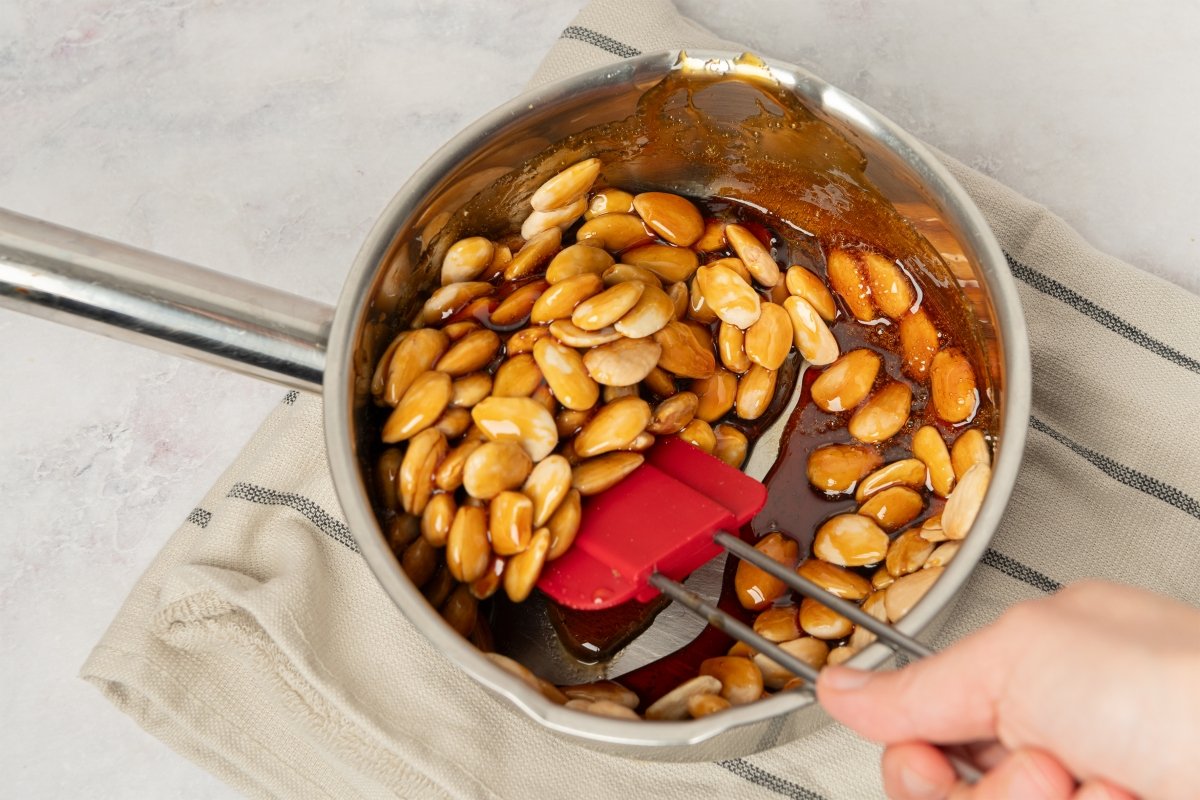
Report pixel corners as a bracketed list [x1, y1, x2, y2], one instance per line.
[1, 2, 1196, 796]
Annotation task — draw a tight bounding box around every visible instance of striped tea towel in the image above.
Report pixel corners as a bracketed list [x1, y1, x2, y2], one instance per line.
[81, 1, 1200, 798]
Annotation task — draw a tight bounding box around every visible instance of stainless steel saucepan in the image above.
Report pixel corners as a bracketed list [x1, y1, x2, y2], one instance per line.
[0, 51, 1029, 761]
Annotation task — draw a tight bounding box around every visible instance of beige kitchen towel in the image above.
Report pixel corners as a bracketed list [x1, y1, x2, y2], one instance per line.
[82, 1, 1200, 798]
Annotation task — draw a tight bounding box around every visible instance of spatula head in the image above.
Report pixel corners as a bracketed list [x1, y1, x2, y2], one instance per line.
[538, 438, 767, 610]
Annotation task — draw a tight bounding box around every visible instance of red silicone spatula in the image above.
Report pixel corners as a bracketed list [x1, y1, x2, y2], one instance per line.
[538, 437, 767, 610]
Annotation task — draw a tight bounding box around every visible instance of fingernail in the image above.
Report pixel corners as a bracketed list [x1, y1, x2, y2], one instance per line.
[899, 761, 943, 800]
[820, 666, 872, 691]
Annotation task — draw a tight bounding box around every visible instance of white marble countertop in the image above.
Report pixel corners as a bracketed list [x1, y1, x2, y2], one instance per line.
[2, 1, 1197, 797]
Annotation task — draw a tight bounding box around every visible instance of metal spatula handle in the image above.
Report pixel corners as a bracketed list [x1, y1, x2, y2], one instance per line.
[650, 530, 983, 785]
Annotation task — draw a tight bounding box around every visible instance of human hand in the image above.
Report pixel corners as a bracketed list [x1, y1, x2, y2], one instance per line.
[816, 581, 1200, 799]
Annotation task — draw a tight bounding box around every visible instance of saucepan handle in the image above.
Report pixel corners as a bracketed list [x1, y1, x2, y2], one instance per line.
[0, 208, 332, 393]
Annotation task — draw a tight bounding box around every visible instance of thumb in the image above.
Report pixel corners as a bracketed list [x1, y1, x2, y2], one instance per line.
[816, 625, 1013, 744]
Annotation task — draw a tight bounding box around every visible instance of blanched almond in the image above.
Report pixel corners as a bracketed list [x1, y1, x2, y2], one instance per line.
[505, 325, 551, 355]
[859, 485, 925, 532]
[383, 370, 452, 442]
[441, 237, 495, 285]
[531, 158, 601, 211]
[433, 407, 472, 439]
[576, 213, 654, 252]
[795, 559, 871, 600]
[545, 243, 615, 283]
[371, 332, 408, 402]
[642, 366, 677, 397]
[491, 354, 543, 397]
[754, 637, 829, 689]
[645, 675, 722, 721]
[864, 252, 915, 319]
[398, 428, 448, 515]
[560, 680, 639, 709]
[376, 448, 403, 512]
[826, 645, 858, 667]
[696, 264, 762, 329]
[584, 187, 634, 219]
[913, 425, 955, 497]
[489, 490, 533, 556]
[434, 438, 483, 492]
[806, 444, 883, 494]
[694, 218, 726, 252]
[783, 295, 839, 365]
[614, 283, 674, 338]
[523, 455, 572, 527]
[450, 372, 492, 408]
[530, 272, 603, 323]
[744, 302, 792, 370]
[799, 597, 853, 640]
[885, 566, 943, 622]
[925, 540, 961, 569]
[849, 590, 889, 649]
[384, 328, 449, 406]
[735, 532, 799, 610]
[571, 281, 645, 331]
[446, 504, 490, 582]
[546, 488, 581, 559]
[440, 584, 478, 636]
[504, 527, 550, 602]
[813, 514, 889, 567]
[547, 319, 622, 348]
[931, 348, 978, 423]
[699, 656, 763, 706]
[666, 281, 689, 320]
[603, 384, 637, 403]
[942, 463, 990, 540]
[554, 408, 593, 439]
[900, 309, 940, 379]
[621, 243, 701, 283]
[848, 382, 913, 444]
[633, 192, 704, 246]
[735, 364, 777, 421]
[826, 249, 877, 321]
[571, 452, 644, 495]
[653, 321, 716, 378]
[811, 349, 881, 413]
[648, 392, 699, 435]
[871, 567, 895, 590]
[918, 513, 948, 543]
[753, 606, 802, 642]
[421, 492, 456, 547]
[442, 321, 480, 341]
[856, 458, 927, 502]
[462, 441, 533, 500]
[725, 223, 781, 287]
[583, 337, 662, 387]
[677, 418, 717, 454]
[521, 196, 586, 240]
[436, 329, 502, 376]
[532, 337, 600, 411]
[951, 428, 991, 481]
[573, 396, 651, 457]
[401, 536, 438, 586]
[718, 322, 752, 373]
[504, 227, 562, 280]
[692, 368, 739, 422]
[688, 693, 731, 718]
[885, 528, 935, 577]
[708, 256, 752, 283]
[713, 424, 749, 469]
[581, 700, 640, 720]
[602, 262, 662, 288]
[686, 274, 718, 323]
[785, 265, 837, 322]
[471, 396, 559, 461]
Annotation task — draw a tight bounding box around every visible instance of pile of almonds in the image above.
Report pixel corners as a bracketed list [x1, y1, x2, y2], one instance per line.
[372, 157, 995, 719]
